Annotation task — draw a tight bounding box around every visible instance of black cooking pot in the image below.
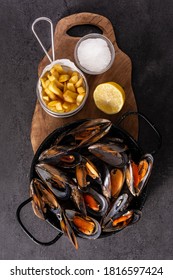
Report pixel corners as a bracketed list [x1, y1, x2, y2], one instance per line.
[16, 112, 161, 246]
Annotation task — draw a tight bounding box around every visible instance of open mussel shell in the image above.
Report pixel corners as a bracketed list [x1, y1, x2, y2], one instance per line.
[84, 157, 102, 185]
[39, 145, 81, 169]
[70, 185, 87, 217]
[35, 163, 71, 200]
[30, 178, 63, 233]
[83, 187, 108, 217]
[60, 210, 79, 250]
[30, 178, 49, 220]
[88, 156, 112, 199]
[102, 193, 129, 227]
[65, 210, 101, 239]
[30, 178, 61, 220]
[88, 143, 128, 168]
[57, 152, 82, 169]
[38, 145, 68, 163]
[100, 163, 112, 199]
[67, 118, 112, 147]
[125, 153, 154, 197]
[102, 209, 142, 232]
[76, 156, 102, 191]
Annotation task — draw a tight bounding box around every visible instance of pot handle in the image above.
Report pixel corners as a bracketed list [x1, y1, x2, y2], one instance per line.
[16, 197, 63, 246]
[116, 111, 162, 155]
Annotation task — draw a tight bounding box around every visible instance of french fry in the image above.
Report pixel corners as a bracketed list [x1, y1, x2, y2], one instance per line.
[71, 71, 78, 77]
[77, 87, 85, 94]
[53, 64, 64, 74]
[50, 69, 59, 79]
[63, 82, 67, 93]
[70, 103, 78, 111]
[56, 101, 64, 112]
[49, 82, 63, 99]
[76, 92, 85, 105]
[69, 75, 78, 84]
[62, 101, 72, 112]
[42, 95, 50, 102]
[45, 88, 57, 100]
[54, 80, 64, 90]
[67, 82, 76, 92]
[75, 77, 83, 88]
[59, 74, 70, 83]
[41, 78, 50, 89]
[48, 100, 59, 107]
[47, 74, 56, 82]
[63, 90, 78, 103]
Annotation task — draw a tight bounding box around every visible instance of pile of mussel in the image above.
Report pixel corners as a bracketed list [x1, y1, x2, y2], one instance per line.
[30, 119, 153, 249]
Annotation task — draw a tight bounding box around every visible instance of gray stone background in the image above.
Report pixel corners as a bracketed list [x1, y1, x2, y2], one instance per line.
[0, 0, 173, 259]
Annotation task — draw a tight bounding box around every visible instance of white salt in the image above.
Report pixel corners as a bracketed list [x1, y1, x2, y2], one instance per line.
[77, 38, 112, 72]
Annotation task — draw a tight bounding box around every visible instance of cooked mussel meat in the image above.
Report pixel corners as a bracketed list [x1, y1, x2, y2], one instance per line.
[57, 152, 82, 169]
[102, 194, 129, 227]
[110, 168, 125, 199]
[65, 210, 101, 239]
[125, 153, 153, 196]
[102, 209, 142, 232]
[83, 187, 108, 217]
[75, 158, 88, 190]
[39, 145, 81, 168]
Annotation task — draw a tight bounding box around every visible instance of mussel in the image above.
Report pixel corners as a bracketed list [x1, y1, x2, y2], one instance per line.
[70, 184, 87, 216]
[90, 158, 112, 200]
[30, 178, 61, 220]
[38, 145, 68, 163]
[65, 210, 101, 239]
[66, 119, 112, 147]
[125, 153, 153, 196]
[60, 210, 78, 250]
[76, 156, 102, 191]
[35, 163, 71, 200]
[102, 209, 142, 232]
[102, 194, 130, 227]
[57, 152, 82, 169]
[88, 142, 128, 168]
[100, 164, 112, 200]
[30, 178, 63, 232]
[39, 145, 81, 168]
[83, 187, 108, 217]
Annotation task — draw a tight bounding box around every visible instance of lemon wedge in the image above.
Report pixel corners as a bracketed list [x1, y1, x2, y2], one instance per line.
[93, 82, 125, 114]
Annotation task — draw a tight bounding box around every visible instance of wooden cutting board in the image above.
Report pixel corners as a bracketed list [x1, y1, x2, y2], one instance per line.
[31, 12, 138, 153]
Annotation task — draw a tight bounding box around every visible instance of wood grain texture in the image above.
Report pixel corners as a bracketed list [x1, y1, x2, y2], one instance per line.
[31, 13, 138, 153]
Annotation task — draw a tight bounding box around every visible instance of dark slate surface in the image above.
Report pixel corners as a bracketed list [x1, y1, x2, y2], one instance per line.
[0, 0, 173, 259]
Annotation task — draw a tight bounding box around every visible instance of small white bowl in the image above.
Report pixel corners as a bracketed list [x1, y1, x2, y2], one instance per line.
[37, 59, 89, 118]
[74, 33, 115, 75]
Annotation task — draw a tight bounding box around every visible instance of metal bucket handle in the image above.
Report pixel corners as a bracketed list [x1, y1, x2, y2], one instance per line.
[16, 197, 63, 246]
[32, 17, 55, 63]
[116, 111, 162, 155]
